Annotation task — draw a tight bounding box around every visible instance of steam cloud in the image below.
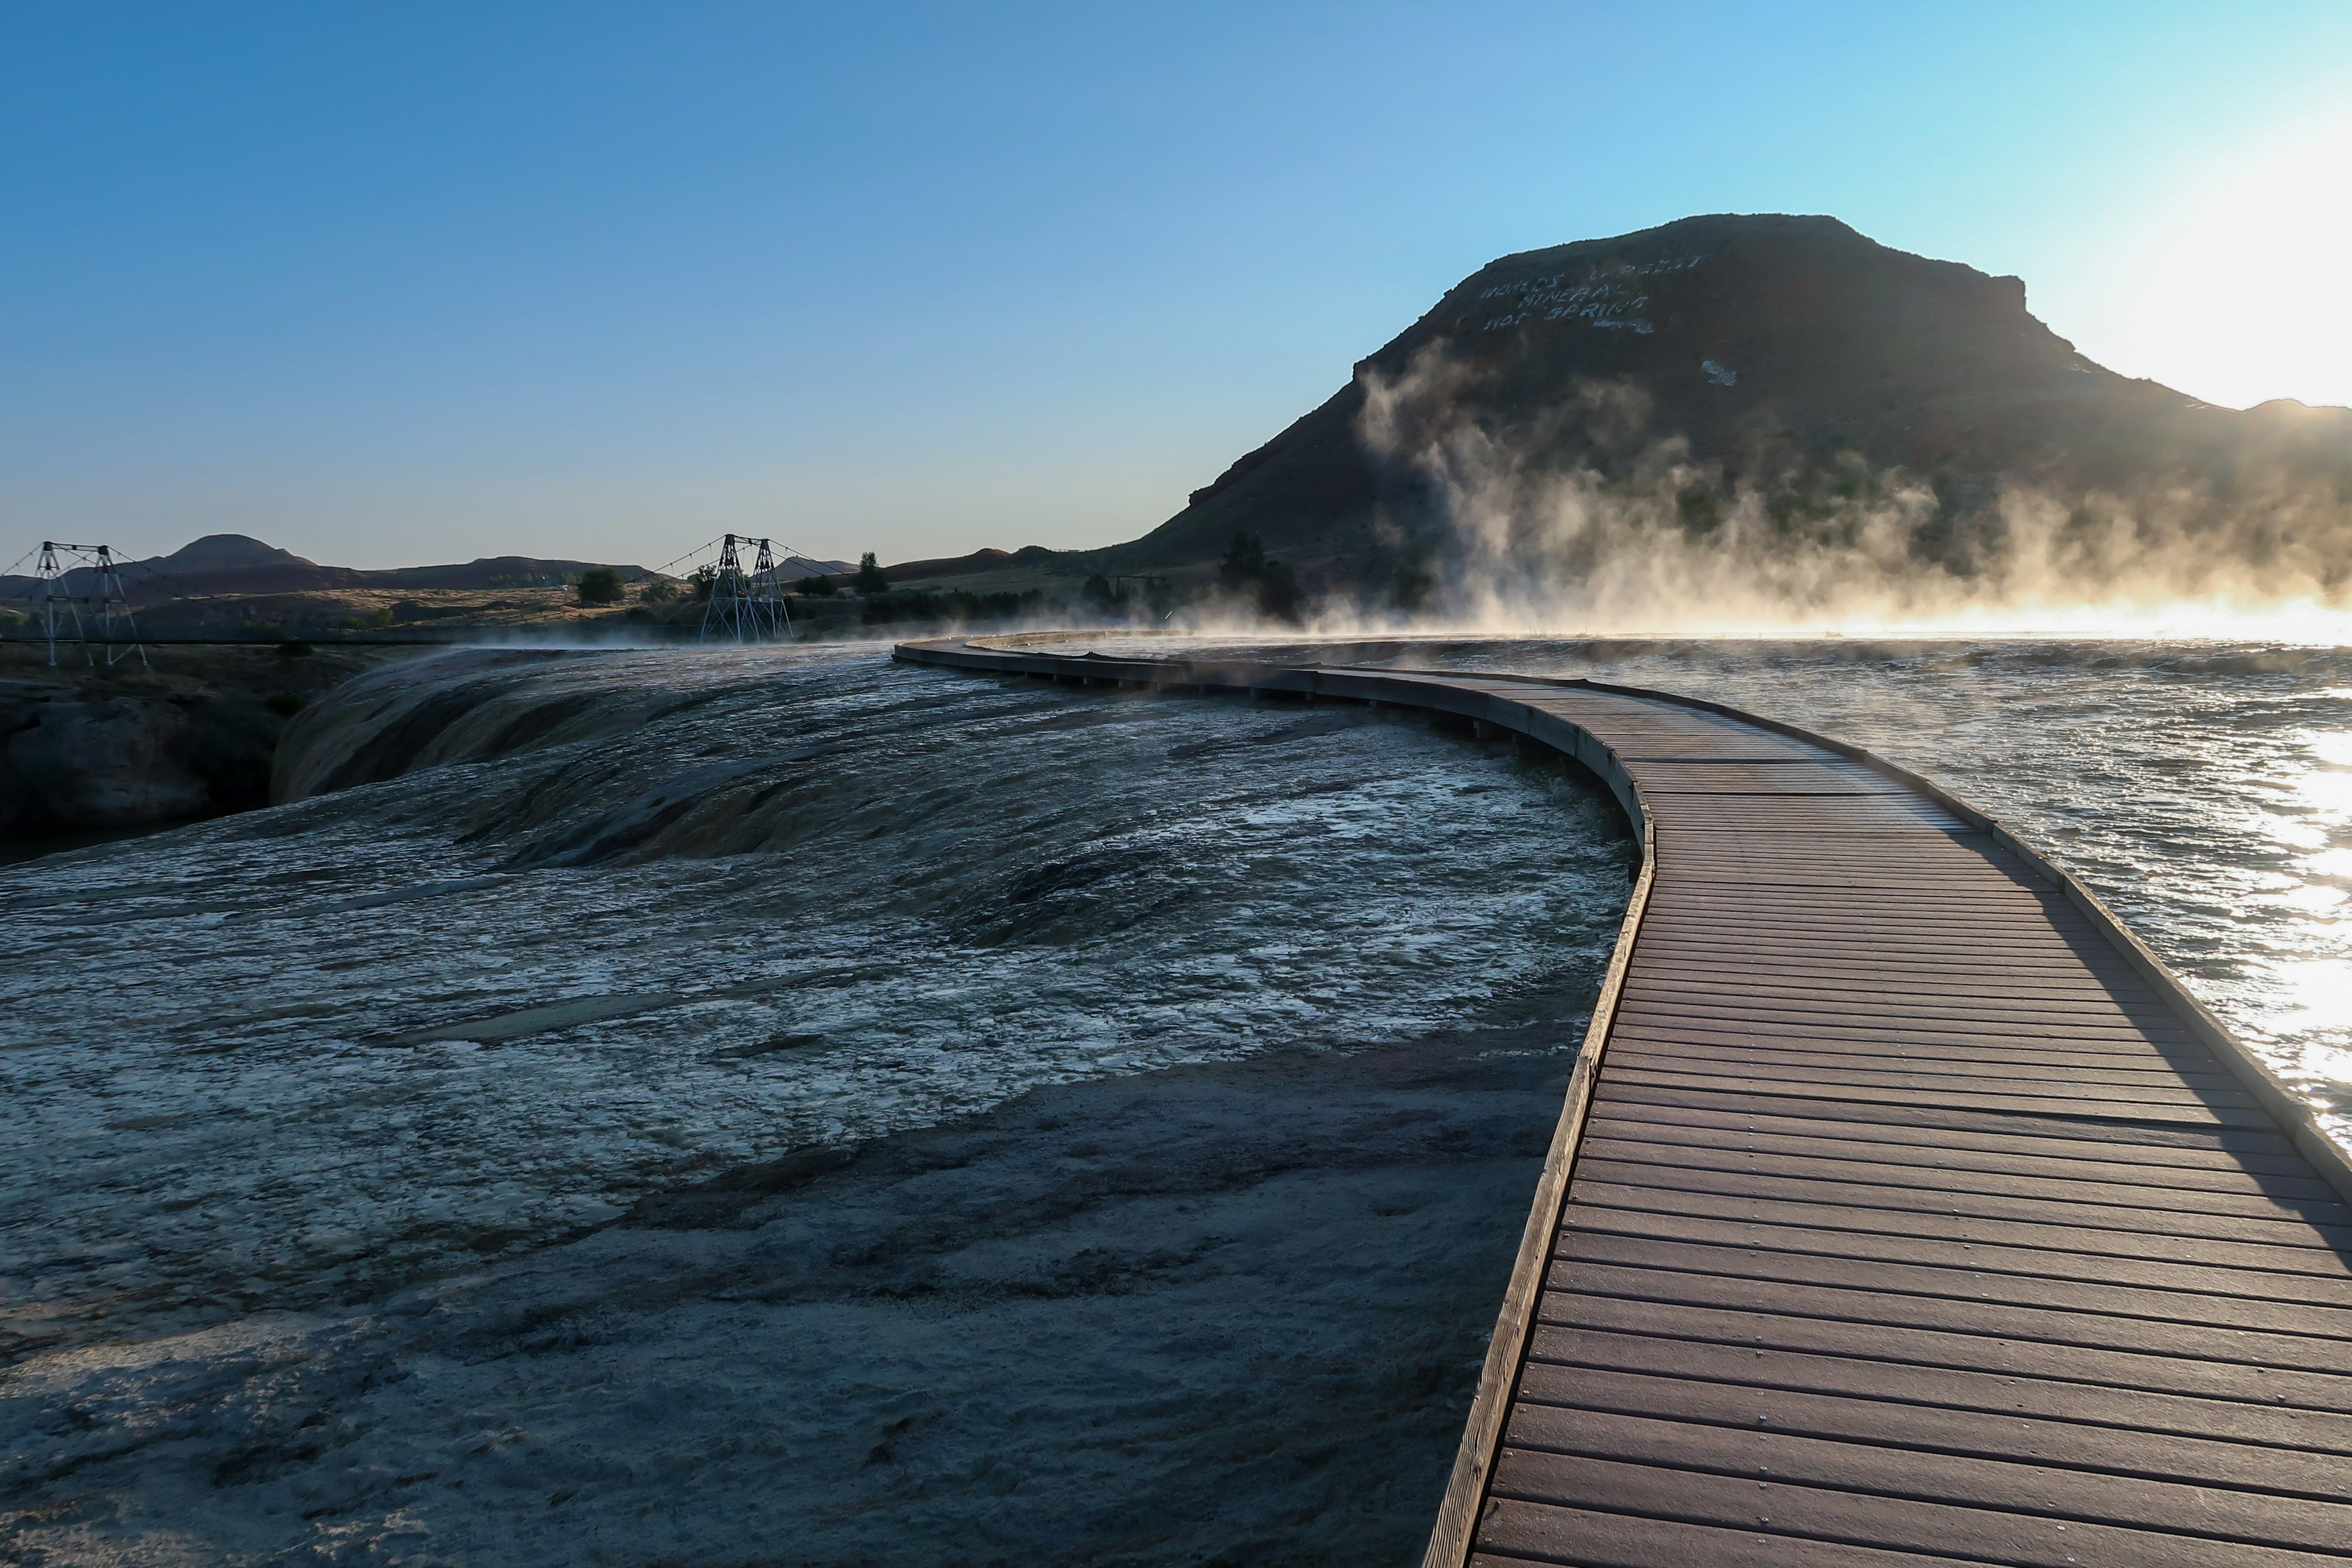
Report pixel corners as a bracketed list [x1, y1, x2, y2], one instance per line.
[1346, 345, 2352, 637]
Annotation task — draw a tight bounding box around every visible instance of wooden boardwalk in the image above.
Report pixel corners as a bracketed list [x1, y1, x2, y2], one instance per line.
[895, 637, 2352, 1568]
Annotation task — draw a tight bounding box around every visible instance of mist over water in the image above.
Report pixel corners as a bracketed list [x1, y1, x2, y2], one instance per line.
[1350, 354, 2352, 635]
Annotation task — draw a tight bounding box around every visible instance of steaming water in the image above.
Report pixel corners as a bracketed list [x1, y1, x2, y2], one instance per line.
[1148, 633, 2352, 1147]
[7, 635, 2350, 1564]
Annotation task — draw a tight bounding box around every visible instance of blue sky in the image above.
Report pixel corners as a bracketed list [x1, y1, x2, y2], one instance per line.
[4, 2, 2349, 569]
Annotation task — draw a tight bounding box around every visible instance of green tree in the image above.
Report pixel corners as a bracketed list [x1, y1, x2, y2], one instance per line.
[1216, 530, 1304, 623]
[1217, 532, 1268, 592]
[799, 571, 837, 597]
[1080, 573, 1128, 614]
[1257, 559, 1302, 621]
[578, 567, 626, 605]
[854, 552, 889, 594]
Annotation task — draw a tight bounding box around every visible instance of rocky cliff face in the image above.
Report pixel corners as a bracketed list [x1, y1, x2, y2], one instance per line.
[0, 646, 392, 832]
[0, 683, 218, 828]
[1096, 214, 2352, 601]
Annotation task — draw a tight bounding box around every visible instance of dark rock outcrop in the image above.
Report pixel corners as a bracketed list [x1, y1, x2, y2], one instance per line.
[0, 646, 391, 832]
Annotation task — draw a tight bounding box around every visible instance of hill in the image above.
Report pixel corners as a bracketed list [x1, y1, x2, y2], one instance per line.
[0, 534, 671, 604]
[1084, 214, 2352, 608]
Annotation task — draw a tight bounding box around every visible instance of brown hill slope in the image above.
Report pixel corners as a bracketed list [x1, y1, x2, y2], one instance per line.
[1090, 213, 2352, 602]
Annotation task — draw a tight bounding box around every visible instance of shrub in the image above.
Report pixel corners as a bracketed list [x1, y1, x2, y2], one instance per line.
[578, 567, 626, 606]
[1217, 531, 1304, 622]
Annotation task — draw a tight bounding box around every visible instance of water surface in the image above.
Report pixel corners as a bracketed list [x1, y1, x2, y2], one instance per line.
[0, 642, 1629, 1565]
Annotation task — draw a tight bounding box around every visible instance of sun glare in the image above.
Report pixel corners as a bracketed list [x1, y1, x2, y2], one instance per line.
[2108, 115, 2352, 411]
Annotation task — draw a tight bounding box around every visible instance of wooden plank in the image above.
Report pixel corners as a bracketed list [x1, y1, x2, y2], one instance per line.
[1646, 887, 2075, 913]
[1566, 1186, 2352, 1278]
[1468, 1506, 1965, 1568]
[1529, 1327, 2352, 1455]
[1498, 1407, 2352, 1556]
[1627, 965, 2180, 1009]
[1613, 1020, 2212, 1061]
[1551, 1289, 2352, 1409]
[1635, 910, 2120, 940]
[1628, 941, 2155, 982]
[1632, 924, 2141, 957]
[1592, 1084, 2311, 1166]
[1572, 1156, 2351, 1245]
[1581, 1110, 2346, 1202]
[1631, 926, 2148, 962]
[1610, 1024, 2218, 1074]
[1604, 1049, 2253, 1105]
[1578, 1133, 2352, 1225]
[1486, 1452, 2344, 1568]
[1609, 1008, 2208, 1052]
[1542, 1266, 2352, 1382]
[1562, 1200, 2352, 1310]
[1559, 1229, 2352, 1341]
[1600, 1067, 2266, 1128]
[1608, 987, 2192, 1034]
[1624, 961, 2173, 1006]
[1513, 1363, 2352, 1501]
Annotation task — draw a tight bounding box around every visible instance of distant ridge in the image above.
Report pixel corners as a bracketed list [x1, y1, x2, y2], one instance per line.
[1, 533, 667, 604]
[884, 544, 1061, 582]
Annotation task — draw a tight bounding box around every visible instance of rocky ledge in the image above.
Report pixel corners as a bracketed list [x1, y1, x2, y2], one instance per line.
[0, 643, 396, 834]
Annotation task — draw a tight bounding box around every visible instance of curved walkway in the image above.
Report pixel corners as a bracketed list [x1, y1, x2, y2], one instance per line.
[895, 636, 2352, 1568]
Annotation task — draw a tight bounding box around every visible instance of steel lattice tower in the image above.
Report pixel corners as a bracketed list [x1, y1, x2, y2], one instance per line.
[34, 541, 145, 668]
[699, 533, 797, 644]
[748, 537, 794, 640]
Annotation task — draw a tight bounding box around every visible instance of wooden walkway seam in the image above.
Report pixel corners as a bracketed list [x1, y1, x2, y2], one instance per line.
[891, 635, 2352, 1568]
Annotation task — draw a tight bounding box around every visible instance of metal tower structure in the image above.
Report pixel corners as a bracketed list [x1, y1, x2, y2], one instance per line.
[698, 533, 797, 644]
[33, 541, 145, 668]
[748, 537, 794, 640]
[698, 533, 751, 643]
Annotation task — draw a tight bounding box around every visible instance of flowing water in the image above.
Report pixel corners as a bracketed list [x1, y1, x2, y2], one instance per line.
[0, 642, 1631, 1566]
[6, 633, 2350, 1565]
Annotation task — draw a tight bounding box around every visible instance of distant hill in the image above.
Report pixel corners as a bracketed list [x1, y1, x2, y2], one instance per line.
[1, 534, 671, 605]
[1084, 214, 2352, 598]
[883, 544, 1061, 582]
